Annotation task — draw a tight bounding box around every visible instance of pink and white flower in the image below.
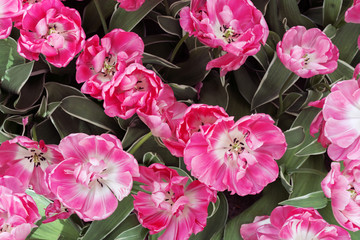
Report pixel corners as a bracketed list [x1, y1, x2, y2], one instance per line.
[309, 64, 360, 161]
[0, 136, 63, 196]
[162, 104, 230, 157]
[0, 176, 41, 240]
[133, 163, 215, 240]
[322, 160, 360, 231]
[0, 0, 23, 39]
[240, 205, 350, 239]
[179, 0, 268, 76]
[17, 0, 85, 67]
[137, 84, 188, 139]
[102, 63, 164, 119]
[49, 133, 139, 221]
[184, 114, 286, 196]
[117, 0, 145, 11]
[277, 26, 339, 78]
[76, 29, 144, 99]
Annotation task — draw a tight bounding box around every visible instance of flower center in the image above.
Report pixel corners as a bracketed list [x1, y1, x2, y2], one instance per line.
[228, 131, 249, 155]
[220, 25, 240, 44]
[101, 54, 117, 79]
[25, 148, 47, 168]
[133, 75, 148, 91]
[0, 223, 13, 234]
[73, 159, 108, 188]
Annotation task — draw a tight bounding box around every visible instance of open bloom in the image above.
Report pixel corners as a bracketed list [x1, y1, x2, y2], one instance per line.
[76, 29, 144, 99]
[17, 0, 85, 67]
[162, 104, 230, 157]
[309, 64, 360, 161]
[117, 0, 145, 11]
[277, 26, 339, 78]
[180, 0, 268, 76]
[0, 0, 22, 39]
[137, 84, 188, 139]
[49, 133, 139, 221]
[102, 63, 164, 119]
[0, 136, 63, 197]
[133, 163, 215, 240]
[0, 176, 41, 240]
[322, 160, 360, 231]
[240, 205, 350, 239]
[184, 114, 286, 195]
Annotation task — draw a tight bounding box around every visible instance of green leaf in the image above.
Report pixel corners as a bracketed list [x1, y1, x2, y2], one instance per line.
[284, 126, 305, 149]
[327, 59, 354, 83]
[323, 0, 343, 26]
[251, 55, 300, 109]
[109, 0, 163, 31]
[15, 74, 44, 109]
[26, 190, 80, 240]
[1, 61, 34, 94]
[157, 15, 182, 37]
[121, 118, 149, 149]
[232, 66, 259, 104]
[142, 52, 180, 69]
[278, 0, 316, 28]
[296, 140, 326, 156]
[165, 46, 211, 85]
[278, 107, 321, 170]
[280, 191, 328, 209]
[83, 0, 117, 34]
[199, 71, 229, 109]
[226, 78, 251, 121]
[282, 92, 303, 112]
[191, 193, 228, 240]
[60, 96, 121, 134]
[0, 37, 24, 78]
[169, 83, 197, 101]
[170, 0, 190, 17]
[81, 195, 134, 240]
[332, 23, 360, 63]
[265, 0, 285, 36]
[45, 82, 84, 103]
[143, 152, 164, 165]
[102, 214, 147, 240]
[114, 224, 148, 240]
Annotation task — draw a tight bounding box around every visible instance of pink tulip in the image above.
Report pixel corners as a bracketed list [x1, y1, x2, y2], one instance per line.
[180, 0, 268, 76]
[184, 113, 286, 196]
[0, 176, 41, 240]
[137, 84, 188, 139]
[0, 136, 63, 197]
[76, 29, 144, 99]
[277, 26, 339, 78]
[310, 64, 360, 161]
[162, 104, 230, 157]
[0, 0, 22, 39]
[133, 163, 215, 240]
[102, 63, 164, 119]
[345, 0, 360, 23]
[117, 0, 145, 11]
[241, 205, 350, 239]
[322, 161, 360, 231]
[49, 133, 139, 221]
[17, 0, 85, 67]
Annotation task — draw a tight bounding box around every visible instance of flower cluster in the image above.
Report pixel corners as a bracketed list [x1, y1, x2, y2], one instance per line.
[179, 0, 269, 76]
[240, 205, 351, 239]
[0, 133, 140, 225]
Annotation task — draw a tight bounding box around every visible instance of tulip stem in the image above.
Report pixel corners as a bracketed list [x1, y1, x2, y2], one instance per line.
[128, 132, 153, 155]
[170, 32, 189, 62]
[94, 0, 108, 34]
[276, 72, 297, 121]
